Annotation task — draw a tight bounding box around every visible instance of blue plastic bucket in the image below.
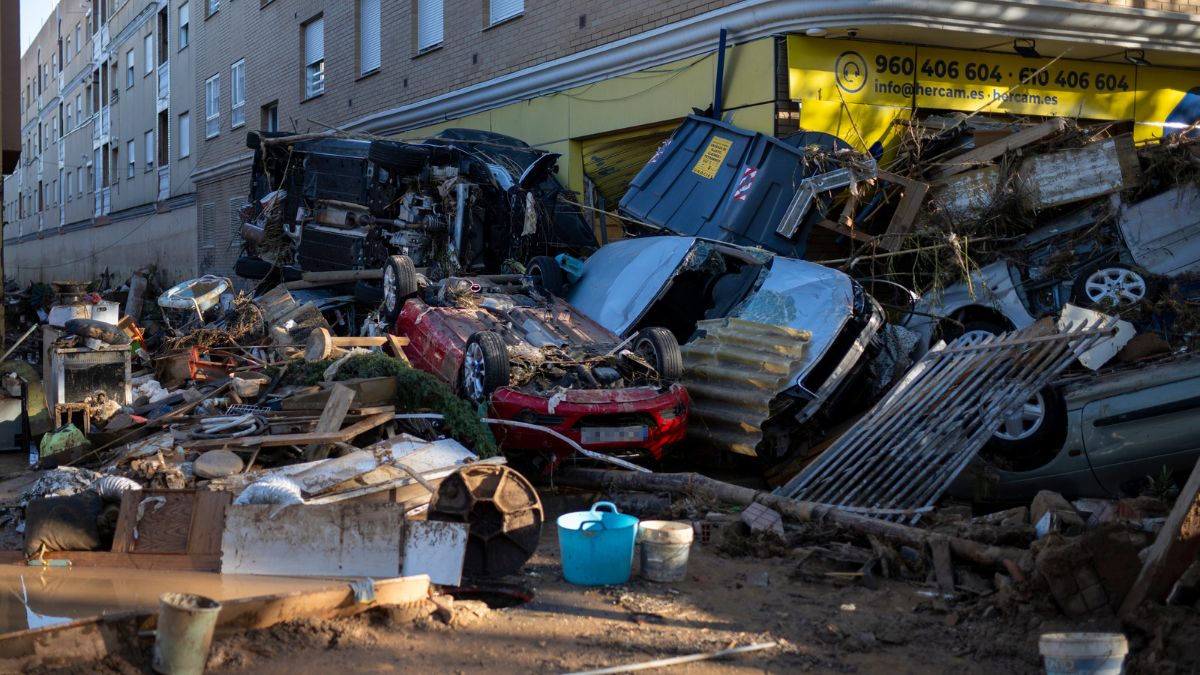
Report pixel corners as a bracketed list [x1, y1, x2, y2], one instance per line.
[1039, 633, 1128, 675]
[556, 502, 639, 586]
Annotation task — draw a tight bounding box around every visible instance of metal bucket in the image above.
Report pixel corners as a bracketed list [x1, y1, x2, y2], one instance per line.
[152, 592, 222, 675]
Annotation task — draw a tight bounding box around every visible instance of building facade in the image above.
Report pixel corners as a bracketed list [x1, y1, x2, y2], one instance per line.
[7, 0, 1200, 283]
[2, 0, 197, 285]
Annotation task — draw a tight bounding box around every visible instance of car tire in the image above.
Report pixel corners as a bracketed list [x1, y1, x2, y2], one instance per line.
[366, 141, 429, 173]
[527, 255, 565, 296]
[354, 280, 383, 306]
[461, 331, 510, 405]
[382, 255, 418, 323]
[633, 327, 684, 382]
[234, 256, 274, 281]
[65, 318, 130, 345]
[1071, 263, 1151, 309]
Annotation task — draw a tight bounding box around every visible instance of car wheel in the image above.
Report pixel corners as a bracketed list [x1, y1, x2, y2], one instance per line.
[1072, 263, 1149, 309]
[460, 331, 510, 405]
[382, 255, 418, 323]
[527, 256, 566, 297]
[954, 324, 1067, 464]
[633, 327, 684, 382]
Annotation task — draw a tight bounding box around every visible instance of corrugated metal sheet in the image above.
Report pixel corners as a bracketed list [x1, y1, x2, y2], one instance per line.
[775, 317, 1118, 523]
[581, 123, 678, 208]
[680, 318, 811, 457]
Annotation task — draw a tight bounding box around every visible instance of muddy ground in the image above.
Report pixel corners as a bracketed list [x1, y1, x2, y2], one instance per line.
[40, 489, 1198, 675]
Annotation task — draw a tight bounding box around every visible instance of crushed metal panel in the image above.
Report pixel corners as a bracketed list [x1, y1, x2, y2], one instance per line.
[929, 165, 1001, 222]
[220, 503, 404, 576]
[1119, 183, 1200, 276]
[679, 318, 810, 457]
[402, 520, 468, 586]
[775, 317, 1117, 522]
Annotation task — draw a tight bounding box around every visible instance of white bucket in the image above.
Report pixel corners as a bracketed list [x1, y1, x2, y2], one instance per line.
[1039, 632, 1128, 675]
[637, 520, 694, 582]
[153, 592, 222, 675]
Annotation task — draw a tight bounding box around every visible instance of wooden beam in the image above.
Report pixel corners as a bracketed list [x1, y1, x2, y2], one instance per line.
[1119, 458, 1200, 617]
[875, 170, 929, 252]
[181, 412, 392, 450]
[934, 118, 1068, 179]
[304, 384, 356, 461]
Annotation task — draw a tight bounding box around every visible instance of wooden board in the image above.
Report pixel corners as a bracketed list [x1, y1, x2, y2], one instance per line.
[934, 118, 1068, 178]
[303, 383, 355, 461]
[181, 412, 392, 450]
[1119, 458, 1200, 617]
[221, 503, 405, 577]
[188, 490, 234, 555]
[111, 489, 231, 555]
[0, 550, 220, 571]
[875, 170, 929, 251]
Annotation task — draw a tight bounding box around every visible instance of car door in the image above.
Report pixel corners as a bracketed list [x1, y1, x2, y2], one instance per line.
[1081, 358, 1200, 495]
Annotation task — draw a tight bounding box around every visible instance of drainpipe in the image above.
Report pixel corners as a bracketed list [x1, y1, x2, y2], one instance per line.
[713, 28, 728, 120]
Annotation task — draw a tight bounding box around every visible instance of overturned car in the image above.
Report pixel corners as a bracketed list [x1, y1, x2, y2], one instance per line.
[236, 129, 596, 299]
[385, 256, 689, 469]
[562, 236, 886, 463]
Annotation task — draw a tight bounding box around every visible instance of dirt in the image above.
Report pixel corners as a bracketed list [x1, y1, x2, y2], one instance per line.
[30, 492, 1199, 675]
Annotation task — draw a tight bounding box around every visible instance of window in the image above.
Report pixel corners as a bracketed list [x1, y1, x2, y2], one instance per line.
[145, 130, 155, 169]
[75, 24, 81, 54]
[66, 172, 72, 200]
[261, 102, 278, 133]
[179, 111, 191, 157]
[489, 0, 523, 25]
[127, 139, 135, 177]
[230, 60, 245, 128]
[204, 74, 219, 137]
[126, 48, 135, 87]
[417, 0, 443, 52]
[74, 94, 82, 127]
[145, 34, 154, 74]
[359, 0, 380, 74]
[303, 17, 324, 98]
[79, 168, 84, 196]
[65, 36, 71, 64]
[207, 0, 219, 17]
[66, 106, 72, 130]
[179, 3, 190, 48]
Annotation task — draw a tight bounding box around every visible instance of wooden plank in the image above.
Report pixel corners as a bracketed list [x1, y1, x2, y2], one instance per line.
[124, 492, 194, 553]
[1119, 458, 1200, 617]
[930, 538, 956, 593]
[815, 219, 873, 243]
[875, 170, 929, 252]
[934, 118, 1068, 178]
[181, 412, 392, 450]
[304, 383, 356, 461]
[1, 550, 221, 570]
[187, 490, 233, 555]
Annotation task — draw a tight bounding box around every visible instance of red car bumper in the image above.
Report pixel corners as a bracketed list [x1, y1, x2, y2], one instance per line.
[487, 384, 690, 462]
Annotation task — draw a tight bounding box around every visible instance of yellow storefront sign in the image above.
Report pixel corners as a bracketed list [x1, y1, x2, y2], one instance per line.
[787, 36, 1200, 144]
[692, 136, 733, 179]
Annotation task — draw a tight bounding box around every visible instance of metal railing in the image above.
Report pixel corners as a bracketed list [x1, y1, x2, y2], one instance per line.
[776, 318, 1119, 523]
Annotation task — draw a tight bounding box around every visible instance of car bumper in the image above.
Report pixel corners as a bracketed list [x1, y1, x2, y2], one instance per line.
[487, 384, 690, 461]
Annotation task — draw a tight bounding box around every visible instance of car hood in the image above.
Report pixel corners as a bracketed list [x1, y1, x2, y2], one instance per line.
[730, 256, 854, 367]
[567, 237, 699, 336]
[568, 236, 855, 366]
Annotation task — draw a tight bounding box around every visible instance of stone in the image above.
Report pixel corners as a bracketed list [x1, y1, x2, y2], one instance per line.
[193, 449, 245, 479]
[1031, 490, 1085, 536]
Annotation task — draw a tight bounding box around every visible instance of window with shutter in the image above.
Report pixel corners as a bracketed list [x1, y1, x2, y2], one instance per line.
[360, 0, 380, 74]
[304, 17, 325, 98]
[489, 0, 523, 25]
[145, 33, 154, 74]
[417, 0, 443, 52]
[145, 130, 154, 169]
[179, 111, 191, 157]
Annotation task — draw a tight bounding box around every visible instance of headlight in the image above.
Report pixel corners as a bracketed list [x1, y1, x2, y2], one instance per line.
[851, 280, 867, 316]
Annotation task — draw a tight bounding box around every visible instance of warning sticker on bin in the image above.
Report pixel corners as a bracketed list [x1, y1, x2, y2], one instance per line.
[692, 136, 733, 179]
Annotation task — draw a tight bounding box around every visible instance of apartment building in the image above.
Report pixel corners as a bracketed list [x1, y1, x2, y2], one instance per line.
[7, 0, 1200, 283]
[2, 0, 197, 285]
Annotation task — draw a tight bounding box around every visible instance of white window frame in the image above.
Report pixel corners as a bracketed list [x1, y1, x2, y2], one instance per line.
[179, 2, 190, 49]
[416, 0, 443, 52]
[74, 95, 81, 128]
[359, 0, 381, 74]
[65, 36, 71, 64]
[489, 0, 523, 26]
[145, 130, 154, 170]
[66, 106, 72, 131]
[208, 0, 219, 17]
[145, 33, 154, 75]
[262, 103, 278, 133]
[230, 60, 245, 128]
[66, 171, 72, 200]
[179, 111, 191, 158]
[75, 24, 81, 54]
[204, 74, 220, 138]
[126, 48, 135, 88]
[127, 139, 136, 178]
[304, 17, 325, 98]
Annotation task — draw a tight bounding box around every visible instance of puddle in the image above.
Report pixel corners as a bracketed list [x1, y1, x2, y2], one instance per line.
[0, 566, 343, 634]
[445, 582, 534, 609]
